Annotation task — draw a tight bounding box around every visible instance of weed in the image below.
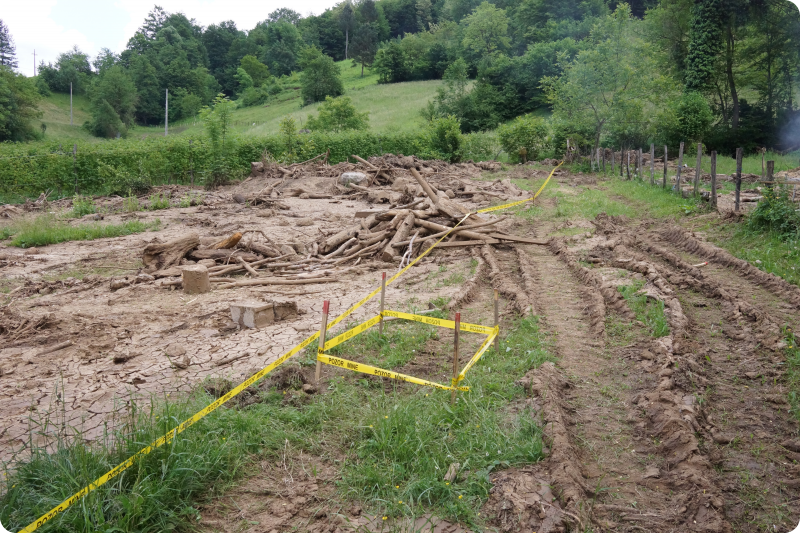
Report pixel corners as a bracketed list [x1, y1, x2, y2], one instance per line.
[122, 192, 140, 212]
[179, 192, 204, 208]
[617, 281, 670, 338]
[70, 195, 96, 218]
[148, 192, 171, 210]
[8, 214, 160, 248]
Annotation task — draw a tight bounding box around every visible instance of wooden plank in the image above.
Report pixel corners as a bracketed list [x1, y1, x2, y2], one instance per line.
[435, 239, 501, 248]
[487, 233, 549, 245]
[355, 210, 383, 218]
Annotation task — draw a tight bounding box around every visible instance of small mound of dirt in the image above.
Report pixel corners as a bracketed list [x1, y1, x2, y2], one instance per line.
[269, 365, 312, 391]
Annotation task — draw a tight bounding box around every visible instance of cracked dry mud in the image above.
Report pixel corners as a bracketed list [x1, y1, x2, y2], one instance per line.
[2, 168, 799, 533]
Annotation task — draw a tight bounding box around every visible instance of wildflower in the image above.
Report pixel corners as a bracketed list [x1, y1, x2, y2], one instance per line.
[369, 425, 373, 428]
[385, 415, 388, 419]
[445, 482, 450, 486]
[458, 495, 463, 499]
[382, 516, 387, 521]
[398, 500, 403, 504]
[396, 485, 399, 489]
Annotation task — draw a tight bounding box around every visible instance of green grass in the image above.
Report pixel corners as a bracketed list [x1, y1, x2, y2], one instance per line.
[47, 61, 440, 140]
[69, 195, 97, 218]
[0, 314, 554, 531]
[698, 150, 800, 176]
[700, 222, 800, 287]
[617, 280, 670, 338]
[5, 215, 160, 248]
[36, 92, 95, 142]
[147, 192, 171, 210]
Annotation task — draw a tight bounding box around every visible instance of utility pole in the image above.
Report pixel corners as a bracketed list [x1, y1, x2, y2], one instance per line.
[70, 82, 73, 126]
[164, 89, 168, 136]
[32, 50, 36, 76]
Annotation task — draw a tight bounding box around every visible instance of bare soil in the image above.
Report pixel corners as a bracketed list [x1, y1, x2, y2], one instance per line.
[2, 163, 798, 532]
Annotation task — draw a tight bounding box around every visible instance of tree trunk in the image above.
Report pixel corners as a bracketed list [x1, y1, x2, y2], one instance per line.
[726, 23, 739, 130]
[345, 29, 349, 59]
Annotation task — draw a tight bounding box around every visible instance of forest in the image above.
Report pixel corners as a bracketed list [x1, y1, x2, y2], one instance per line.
[0, 0, 799, 157]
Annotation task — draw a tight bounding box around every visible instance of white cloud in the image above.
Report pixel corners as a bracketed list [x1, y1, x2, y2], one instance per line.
[6, 0, 341, 76]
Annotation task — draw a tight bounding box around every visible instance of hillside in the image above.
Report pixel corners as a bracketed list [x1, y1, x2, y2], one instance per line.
[35, 61, 442, 141]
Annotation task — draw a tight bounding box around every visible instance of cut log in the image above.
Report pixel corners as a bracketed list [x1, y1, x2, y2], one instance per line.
[237, 257, 261, 277]
[246, 241, 281, 258]
[216, 278, 340, 289]
[382, 212, 415, 262]
[352, 154, 378, 169]
[409, 168, 484, 224]
[189, 249, 259, 262]
[142, 233, 200, 273]
[414, 219, 495, 242]
[435, 239, 500, 247]
[321, 225, 360, 253]
[392, 217, 502, 247]
[487, 233, 549, 245]
[212, 232, 243, 249]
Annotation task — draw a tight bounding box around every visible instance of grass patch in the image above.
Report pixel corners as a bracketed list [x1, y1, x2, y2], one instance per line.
[618, 280, 670, 338]
[608, 178, 704, 218]
[1, 314, 553, 531]
[700, 221, 800, 288]
[7, 215, 160, 248]
[69, 195, 97, 218]
[147, 193, 171, 210]
[785, 327, 800, 422]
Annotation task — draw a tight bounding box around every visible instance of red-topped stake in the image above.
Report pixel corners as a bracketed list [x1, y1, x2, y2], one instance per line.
[315, 300, 330, 383]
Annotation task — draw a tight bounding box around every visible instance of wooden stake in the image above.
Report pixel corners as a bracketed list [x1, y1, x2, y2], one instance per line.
[638, 149, 643, 180]
[315, 300, 330, 384]
[735, 147, 743, 212]
[663, 145, 668, 188]
[451, 312, 461, 405]
[379, 272, 386, 335]
[710, 151, 717, 207]
[694, 143, 702, 197]
[626, 150, 631, 180]
[766, 160, 774, 191]
[611, 149, 615, 174]
[602, 148, 606, 173]
[650, 144, 655, 185]
[676, 141, 684, 193]
[493, 290, 499, 352]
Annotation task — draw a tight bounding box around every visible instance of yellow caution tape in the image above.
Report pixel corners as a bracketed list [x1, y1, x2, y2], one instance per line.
[317, 354, 469, 391]
[17, 332, 319, 533]
[323, 314, 382, 351]
[456, 327, 499, 382]
[17, 161, 561, 533]
[477, 161, 563, 213]
[381, 310, 495, 335]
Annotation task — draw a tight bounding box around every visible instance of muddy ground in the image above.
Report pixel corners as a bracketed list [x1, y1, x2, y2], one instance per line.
[1, 161, 798, 532]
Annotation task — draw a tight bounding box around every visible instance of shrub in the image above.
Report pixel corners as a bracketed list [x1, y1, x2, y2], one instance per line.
[462, 131, 499, 161]
[70, 195, 96, 218]
[418, 115, 463, 163]
[148, 192, 171, 210]
[497, 115, 549, 163]
[657, 91, 713, 147]
[306, 96, 369, 133]
[747, 187, 800, 241]
[299, 47, 343, 104]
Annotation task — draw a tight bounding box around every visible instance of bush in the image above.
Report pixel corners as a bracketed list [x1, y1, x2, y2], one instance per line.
[299, 47, 343, 104]
[70, 195, 96, 218]
[306, 96, 369, 133]
[497, 115, 549, 163]
[462, 131, 499, 161]
[657, 91, 713, 148]
[747, 187, 800, 241]
[418, 115, 464, 163]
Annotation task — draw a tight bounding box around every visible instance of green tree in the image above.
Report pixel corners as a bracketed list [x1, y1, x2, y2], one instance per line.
[129, 55, 162, 124]
[339, 1, 356, 59]
[497, 115, 549, 162]
[86, 99, 126, 138]
[306, 95, 369, 132]
[92, 48, 118, 74]
[299, 47, 343, 104]
[0, 20, 18, 69]
[0, 67, 42, 141]
[91, 65, 138, 127]
[373, 41, 410, 83]
[420, 115, 463, 162]
[350, 24, 378, 76]
[461, 2, 511, 59]
[261, 21, 302, 75]
[199, 94, 237, 188]
[544, 5, 673, 154]
[234, 67, 253, 93]
[684, 0, 722, 92]
[416, 0, 433, 31]
[239, 55, 270, 86]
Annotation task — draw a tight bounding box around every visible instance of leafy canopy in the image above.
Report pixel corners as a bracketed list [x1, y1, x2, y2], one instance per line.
[306, 95, 369, 132]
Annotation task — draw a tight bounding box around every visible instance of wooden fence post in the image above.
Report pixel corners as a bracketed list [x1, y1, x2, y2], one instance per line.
[663, 145, 668, 188]
[710, 151, 717, 207]
[650, 144, 655, 185]
[694, 143, 702, 197]
[638, 149, 643, 180]
[611, 149, 615, 175]
[766, 160, 774, 191]
[735, 147, 743, 212]
[602, 148, 606, 173]
[676, 141, 684, 194]
[451, 312, 461, 405]
[315, 301, 330, 384]
[379, 272, 386, 335]
[626, 150, 631, 180]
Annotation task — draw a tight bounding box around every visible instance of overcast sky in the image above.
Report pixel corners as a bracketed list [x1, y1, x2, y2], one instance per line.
[5, 0, 342, 77]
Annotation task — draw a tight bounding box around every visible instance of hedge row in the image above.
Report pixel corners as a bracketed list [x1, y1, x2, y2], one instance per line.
[0, 132, 424, 199]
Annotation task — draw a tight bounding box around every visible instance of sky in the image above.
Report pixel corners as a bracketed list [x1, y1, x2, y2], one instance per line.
[4, 0, 343, 77]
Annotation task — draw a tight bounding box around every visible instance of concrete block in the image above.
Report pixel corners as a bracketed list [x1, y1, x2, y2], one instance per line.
[182, 264, 210, 294]
[230, 301, 274, 329]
